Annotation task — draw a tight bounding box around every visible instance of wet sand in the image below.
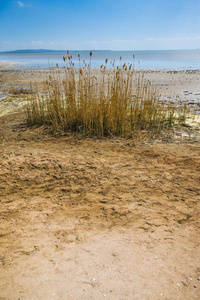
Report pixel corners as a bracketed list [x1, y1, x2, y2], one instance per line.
[0, 67, 200, 299]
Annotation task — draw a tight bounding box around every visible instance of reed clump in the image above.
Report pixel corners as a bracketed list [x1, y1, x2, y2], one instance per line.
[26, 53, 188, 138]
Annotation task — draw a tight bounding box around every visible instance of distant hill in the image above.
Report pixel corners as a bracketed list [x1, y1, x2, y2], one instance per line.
[1, 49, 66, 53]
[1, 49, 111, 53]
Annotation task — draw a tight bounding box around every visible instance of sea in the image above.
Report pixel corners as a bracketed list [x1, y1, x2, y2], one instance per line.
[0, 50, 200, 70]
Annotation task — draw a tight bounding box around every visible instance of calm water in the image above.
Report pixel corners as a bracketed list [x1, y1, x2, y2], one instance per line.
[0, 50, 200, 70]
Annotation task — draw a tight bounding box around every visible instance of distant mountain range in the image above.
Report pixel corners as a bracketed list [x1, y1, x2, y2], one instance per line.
[1, 49, 199, 54]
[1, 49, 111, 53]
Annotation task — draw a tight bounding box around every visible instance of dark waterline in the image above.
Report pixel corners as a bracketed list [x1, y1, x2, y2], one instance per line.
[0, 50, 200, 70]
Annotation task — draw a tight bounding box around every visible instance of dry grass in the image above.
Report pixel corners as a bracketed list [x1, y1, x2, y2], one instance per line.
[26, 53, 188, 138]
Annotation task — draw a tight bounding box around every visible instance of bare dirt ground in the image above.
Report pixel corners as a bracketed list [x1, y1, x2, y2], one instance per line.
[0, 68, 200, 299]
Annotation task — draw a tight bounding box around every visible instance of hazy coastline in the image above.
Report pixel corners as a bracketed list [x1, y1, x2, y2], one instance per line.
[1, 49, 200, 70]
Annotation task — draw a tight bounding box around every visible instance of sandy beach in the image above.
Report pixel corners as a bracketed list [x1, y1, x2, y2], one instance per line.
[0, 66, 200, 299]
[0, 67, 200, 117]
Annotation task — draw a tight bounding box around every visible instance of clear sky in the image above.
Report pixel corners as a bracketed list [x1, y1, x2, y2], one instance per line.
[0, 0, 200, 51]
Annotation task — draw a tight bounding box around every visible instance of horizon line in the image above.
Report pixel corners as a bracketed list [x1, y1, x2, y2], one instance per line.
[1, 48, 200, 53]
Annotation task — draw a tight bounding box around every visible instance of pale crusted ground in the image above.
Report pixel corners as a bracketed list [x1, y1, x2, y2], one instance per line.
[0, 68, 200, 300]
[0, 67, 200, 118]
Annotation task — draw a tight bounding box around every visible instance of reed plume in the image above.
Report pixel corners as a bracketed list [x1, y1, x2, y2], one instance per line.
[26, 52, 188, 138]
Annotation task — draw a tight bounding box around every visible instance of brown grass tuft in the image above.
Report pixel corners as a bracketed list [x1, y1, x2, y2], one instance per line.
[26, 53, 189, 138]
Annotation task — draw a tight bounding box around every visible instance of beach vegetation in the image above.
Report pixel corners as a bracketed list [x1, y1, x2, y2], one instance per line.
[26, 52, 188, 138]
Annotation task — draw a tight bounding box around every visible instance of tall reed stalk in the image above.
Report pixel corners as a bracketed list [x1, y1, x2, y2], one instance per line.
[26, 53, 188, 137]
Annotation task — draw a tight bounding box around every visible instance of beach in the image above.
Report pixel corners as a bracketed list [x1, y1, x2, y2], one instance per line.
[0, 66, 200, 299]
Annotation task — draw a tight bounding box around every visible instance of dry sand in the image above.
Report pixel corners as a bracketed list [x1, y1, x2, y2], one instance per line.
[0, 67, 200, 299]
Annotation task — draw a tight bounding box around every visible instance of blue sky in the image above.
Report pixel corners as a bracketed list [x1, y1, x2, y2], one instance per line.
[0, 0, 200, 51]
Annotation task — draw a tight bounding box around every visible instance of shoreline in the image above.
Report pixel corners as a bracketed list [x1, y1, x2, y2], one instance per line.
[1, 66, 199, 101]
[1, 61, 200, 72]
[0, 61, 18, 69]
[0, 66, 200, 119]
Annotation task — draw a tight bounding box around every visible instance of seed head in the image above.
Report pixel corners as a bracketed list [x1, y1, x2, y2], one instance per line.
[90, 51, 93, 57]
